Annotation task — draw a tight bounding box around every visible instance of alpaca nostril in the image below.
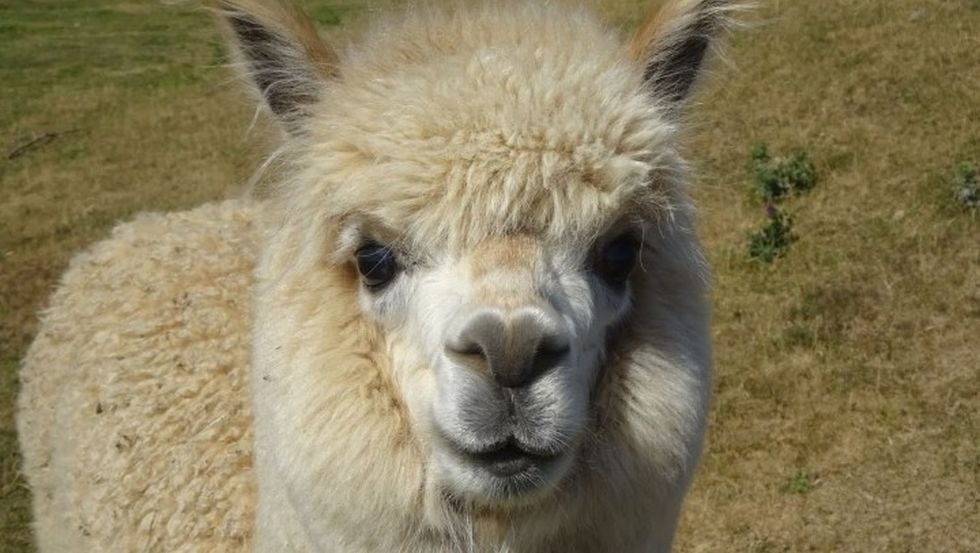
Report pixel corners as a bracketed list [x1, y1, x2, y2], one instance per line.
[531, 340, 570, 373]
[445, 314, 500, 373]
[539, 332, 571, 357]
[444, 338, 490, 373]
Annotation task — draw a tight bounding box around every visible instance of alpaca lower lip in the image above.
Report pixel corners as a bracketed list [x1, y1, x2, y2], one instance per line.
[466, 443, 559, 477]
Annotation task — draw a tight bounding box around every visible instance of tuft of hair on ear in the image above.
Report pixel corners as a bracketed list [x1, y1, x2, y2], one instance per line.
[211, 0, 338, 133]
[629, 0, 743, 113]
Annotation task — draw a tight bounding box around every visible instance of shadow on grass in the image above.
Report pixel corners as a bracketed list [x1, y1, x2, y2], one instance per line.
[0, 430, 33, 553]
[0, 355, 33, 553]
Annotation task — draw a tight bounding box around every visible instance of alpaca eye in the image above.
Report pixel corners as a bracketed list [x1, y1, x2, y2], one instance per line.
[355, 243, 400, 290]
[595, 236, 640, 288]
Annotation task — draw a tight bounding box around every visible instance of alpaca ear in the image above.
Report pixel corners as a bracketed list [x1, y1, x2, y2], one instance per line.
[215, 0, 338, 132]
[629, 0, 738, 111]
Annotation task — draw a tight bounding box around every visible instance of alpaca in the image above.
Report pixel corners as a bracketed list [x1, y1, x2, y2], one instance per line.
[18, 1, 737, 551]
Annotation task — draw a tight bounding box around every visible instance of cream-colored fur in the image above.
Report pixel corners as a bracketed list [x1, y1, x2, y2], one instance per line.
[19, 1, 735, 551]
[19, 202, 259, 551]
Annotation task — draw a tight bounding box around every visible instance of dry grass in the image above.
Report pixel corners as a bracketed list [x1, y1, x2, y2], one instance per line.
[1, 1, 977, 551]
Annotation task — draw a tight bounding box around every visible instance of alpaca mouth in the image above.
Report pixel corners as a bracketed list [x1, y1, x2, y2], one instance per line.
[454, 438, 562, 478]
[470, 442, 559, 477]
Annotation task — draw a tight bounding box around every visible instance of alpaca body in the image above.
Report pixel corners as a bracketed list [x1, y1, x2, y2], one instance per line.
[17, 199, 690, 553]
[20, 1, 737, 551]
[18, 201, 258, 551]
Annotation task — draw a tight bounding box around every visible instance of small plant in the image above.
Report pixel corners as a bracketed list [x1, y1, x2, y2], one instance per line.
[786, 470, 816, 494]
[748, 203, 795, 263]
[751, 143, 817, 201]
[952, 162, 979, 211]
[749, 142, 769, 163]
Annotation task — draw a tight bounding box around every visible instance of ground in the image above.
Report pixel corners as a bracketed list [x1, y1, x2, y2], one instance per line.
[1, 1, 977, 551]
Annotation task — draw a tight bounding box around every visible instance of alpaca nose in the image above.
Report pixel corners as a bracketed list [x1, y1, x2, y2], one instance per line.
[446, 308, 571, 388]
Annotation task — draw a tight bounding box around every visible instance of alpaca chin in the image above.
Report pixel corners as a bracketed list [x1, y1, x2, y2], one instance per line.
[432, 443, 576, 507]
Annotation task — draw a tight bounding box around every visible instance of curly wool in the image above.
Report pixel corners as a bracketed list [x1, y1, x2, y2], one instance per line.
[18, 201, 259, 551]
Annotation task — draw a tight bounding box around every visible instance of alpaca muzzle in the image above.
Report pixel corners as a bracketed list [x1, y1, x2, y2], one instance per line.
[430, 303, 589, 500]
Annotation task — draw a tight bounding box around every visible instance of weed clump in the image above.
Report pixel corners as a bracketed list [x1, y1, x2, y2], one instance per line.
[751, 143, 817, 201]
[748, 203, 795, 263]
[786, 470, 816, 494]
[745, 143, 816, 263]
[952, 162, 979, 211]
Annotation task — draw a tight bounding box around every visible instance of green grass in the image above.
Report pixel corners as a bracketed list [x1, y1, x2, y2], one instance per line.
[1, 1, 979, 552]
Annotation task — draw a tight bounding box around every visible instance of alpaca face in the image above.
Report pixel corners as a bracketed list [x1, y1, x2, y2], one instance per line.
[224, 0, 734, 538]
[340, 221, 643, 503]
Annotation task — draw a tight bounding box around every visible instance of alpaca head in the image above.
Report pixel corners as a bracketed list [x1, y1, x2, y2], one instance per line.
[221, 0, 732, 523]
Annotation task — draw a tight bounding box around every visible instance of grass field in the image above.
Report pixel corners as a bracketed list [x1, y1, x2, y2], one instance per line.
[1, 0, 978, 551]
